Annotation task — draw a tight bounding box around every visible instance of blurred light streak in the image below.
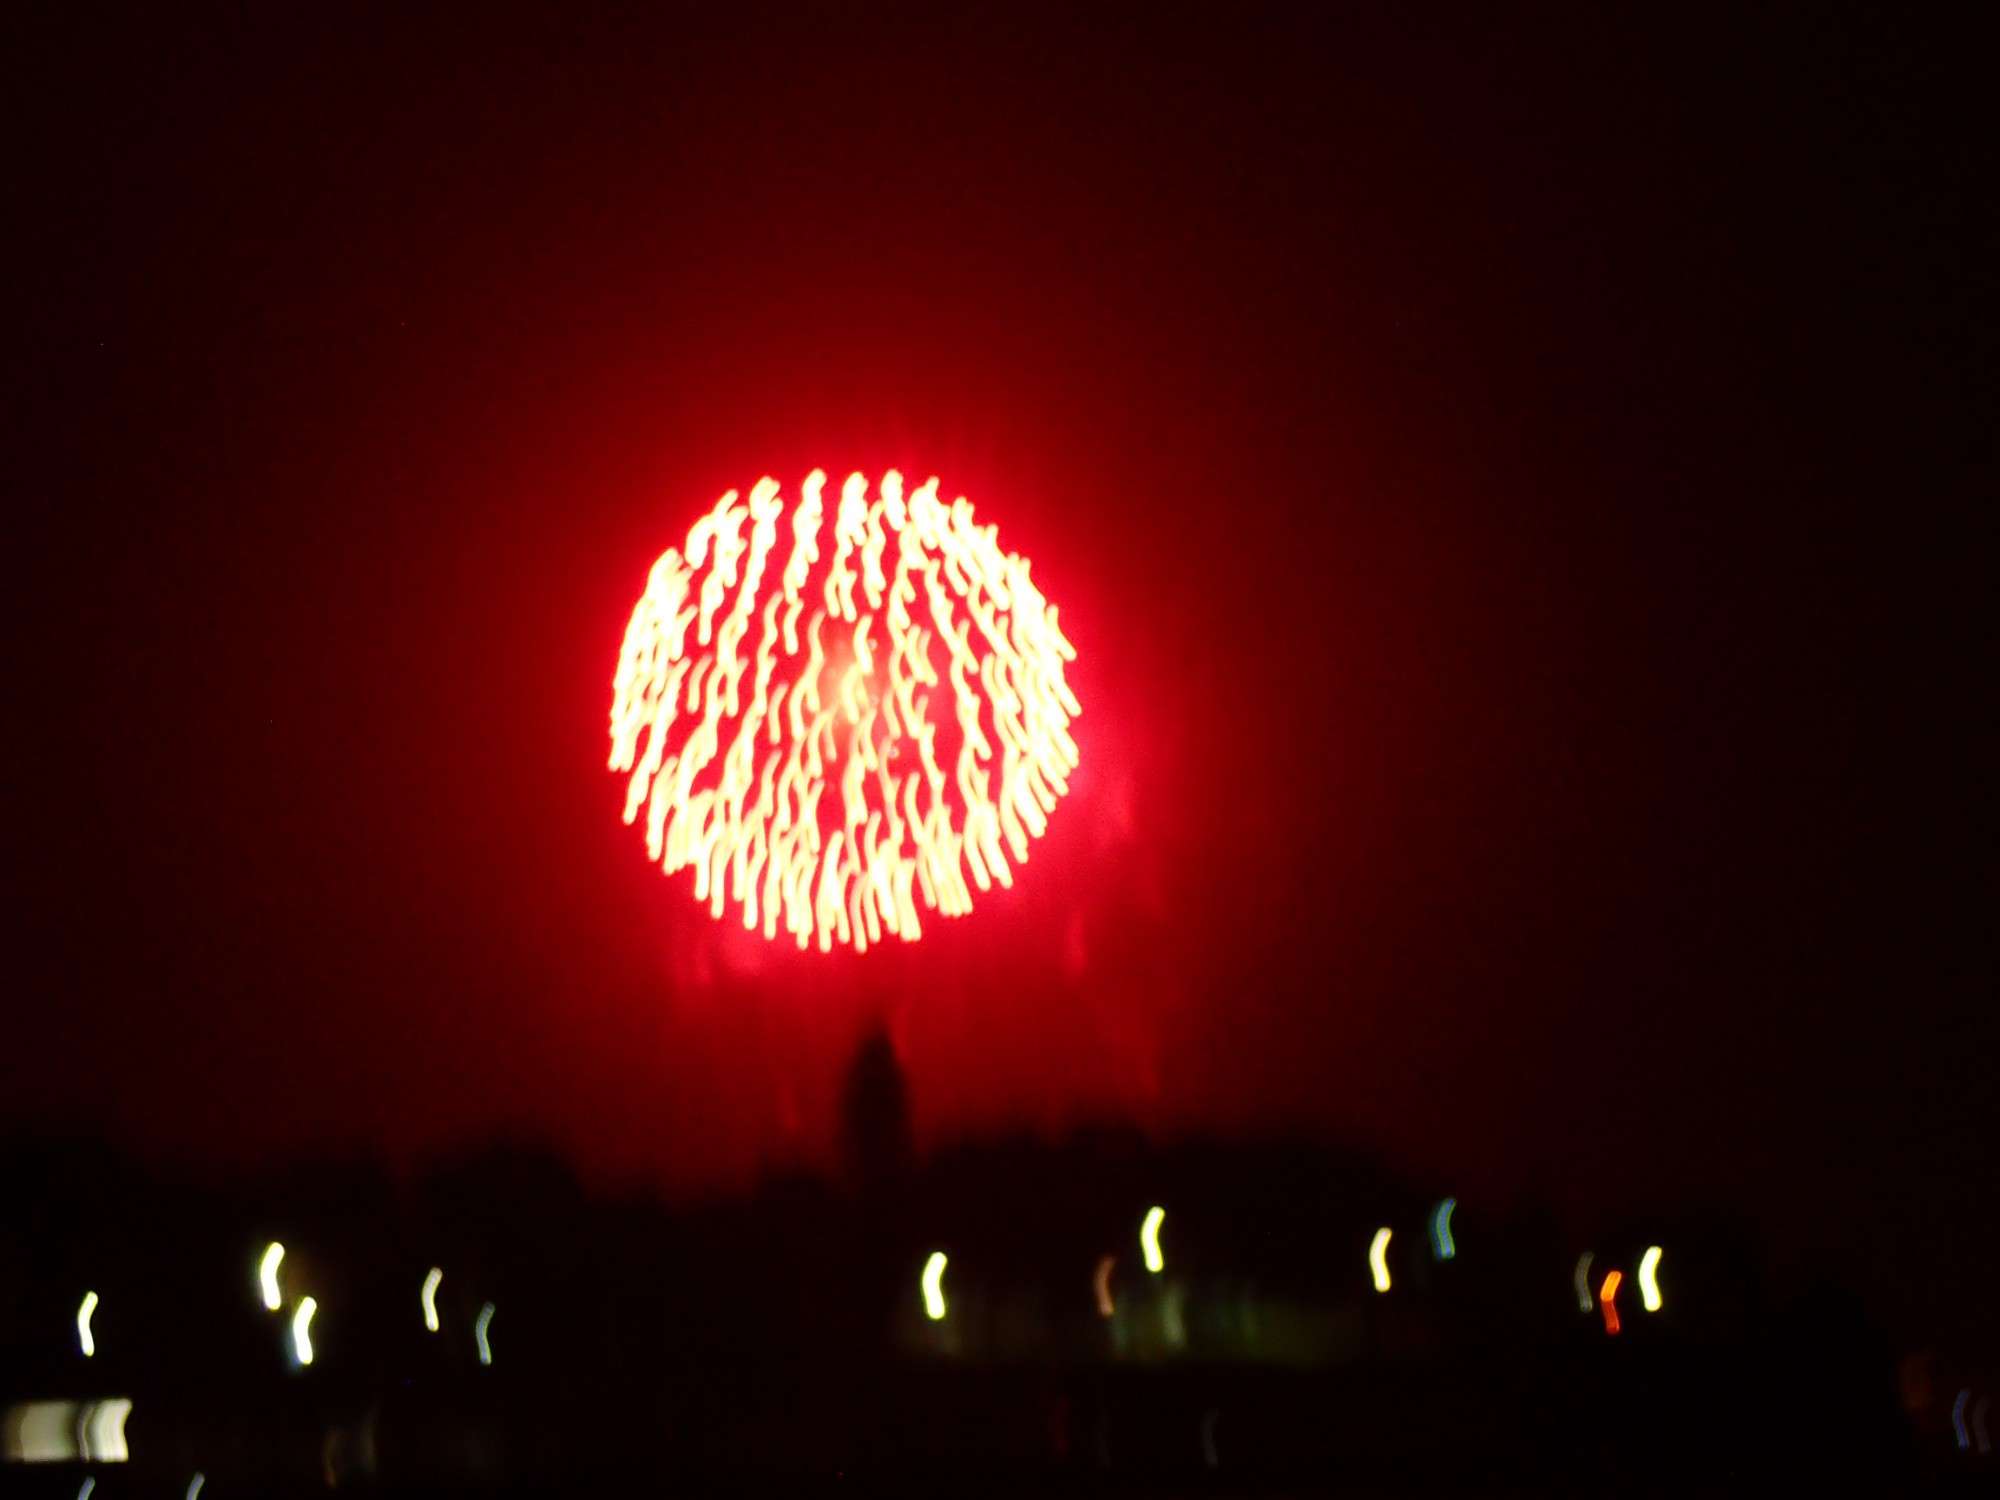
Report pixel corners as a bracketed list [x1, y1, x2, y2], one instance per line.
[1573, 1252, 1595, 1312]
[921, 1253, 948, 1321]
[1369, 1228, 1393, 1293]
[292, 1297, 318, 1367]
[610, 470, 1080, 954]
[1974, 1394, 1991, 1456]
[258, 1242, 285, 1311]
[188, 1475, 205, 1500]
[80, 1400, 130, 1462]
[1638, 1245, 1663, 1312]
[1200, 1408, 1220, 1469]
[76, 1292, 98, 1357]
[1599, 1271, 1622, 1335]
[475, 1302, 495, 1366]
[1162, 1283, 1187, 1348]
[1093, 1255, 1116, 1318]
[76, 1479, 93, 1500]
[1953, 1389, 1971, 1449]
[421, 1268, 442, 1332]
[1429, 1198, 1457, 1260]
[4, 1401, 83, 1462]
[1140, 1207, 1166, 1274]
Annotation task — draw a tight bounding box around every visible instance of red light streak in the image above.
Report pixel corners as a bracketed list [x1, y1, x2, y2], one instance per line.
[1599, 1269, 1622, 1335]
[1093, 1254, 1116, 1318]
[611, 471, 1080, 954]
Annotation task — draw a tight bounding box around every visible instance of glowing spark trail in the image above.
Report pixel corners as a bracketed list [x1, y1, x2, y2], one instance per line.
[421, 1268, 442, 1333]
[77, 1292, 98, 1357]
[1140, 1207, 1166, 1274]
[611, 471, 1080, 953]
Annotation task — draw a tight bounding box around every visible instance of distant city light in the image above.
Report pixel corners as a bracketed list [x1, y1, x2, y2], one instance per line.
[1093, 1255, 1116, 1318]
[1369, 1228, 1393, 1293]
[1599, 1270, 1622, 1335]
[0, 1400, 132, 1464]
[81, 1400, 130, 1463]
[1140, 1207, 1166, 1274]
[258, 1242, 285, 1311]
[76, 1292, 98, 1357]
[421, 1268, 443, 1333]
[291, 1297, 318, 1367]
[921, 1252, 948, 1321]
[1573, 1252, 1596, 1312]
[1430, 1198, 1457, 1260]
[3, 1402, 82, 1462]
[1637, 1245, 1664, 1312]
[475, 1302, 496, 1366]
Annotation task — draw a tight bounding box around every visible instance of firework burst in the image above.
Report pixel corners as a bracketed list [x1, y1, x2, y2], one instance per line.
[611, 470, 1079, 954]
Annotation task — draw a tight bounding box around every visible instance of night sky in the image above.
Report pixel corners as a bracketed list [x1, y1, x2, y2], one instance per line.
[8, 7, 1986, 1344]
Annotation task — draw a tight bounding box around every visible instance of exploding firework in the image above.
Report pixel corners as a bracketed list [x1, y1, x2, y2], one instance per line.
[611, 470, 1079, 954]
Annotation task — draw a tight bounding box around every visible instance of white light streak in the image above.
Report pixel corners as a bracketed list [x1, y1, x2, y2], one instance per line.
[1368, 1228, 1393, 1293]
[1638, 1245, 1664, 1312]
[76, 1292, 98, 1357]
[292, 1297, 318, 1367]
[1140, 1206, 1166, 1274]
[259, 1242, 286, 1311]
[921, 1252, 948, 1321]
[421, 1267, 442, 1332]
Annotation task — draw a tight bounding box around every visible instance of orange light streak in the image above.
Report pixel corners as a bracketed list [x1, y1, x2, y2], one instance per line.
[611, 471, 1079, 954]
[1599, 1270, 1623, 1335]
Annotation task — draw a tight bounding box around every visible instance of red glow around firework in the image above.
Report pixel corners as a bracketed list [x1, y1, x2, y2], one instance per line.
[611, 470, 1079, 955]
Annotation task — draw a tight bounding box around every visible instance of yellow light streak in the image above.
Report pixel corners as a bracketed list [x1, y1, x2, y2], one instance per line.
[921, 1252, 948, 1321]
[258, 1242, 285, 1311]
[1369, 1228, 1393, 1293]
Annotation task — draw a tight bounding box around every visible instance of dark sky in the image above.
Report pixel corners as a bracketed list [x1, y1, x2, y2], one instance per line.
[7, 7, 1987, 1343]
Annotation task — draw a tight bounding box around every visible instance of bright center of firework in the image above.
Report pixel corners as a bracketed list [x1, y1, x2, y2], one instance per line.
[610, 470, 1079, 954]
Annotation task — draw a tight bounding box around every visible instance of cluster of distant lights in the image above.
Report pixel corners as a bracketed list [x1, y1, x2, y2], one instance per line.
[250, 1241, 494, 1369]
[7, 1240, 498, 1486]
[16, 1214, 1996, 1477]
[919, 1198, 1671, 1335]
